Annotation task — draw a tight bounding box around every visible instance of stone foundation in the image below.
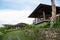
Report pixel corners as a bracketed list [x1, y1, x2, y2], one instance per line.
[38, 28, 60, 40]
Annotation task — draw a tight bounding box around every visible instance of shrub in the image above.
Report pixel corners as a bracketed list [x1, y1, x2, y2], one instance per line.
[52, 18, 60, 28]
[0, 32, 4, 40]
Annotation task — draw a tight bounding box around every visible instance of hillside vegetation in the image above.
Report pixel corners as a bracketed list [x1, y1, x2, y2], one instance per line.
[0, 18, 60, 40]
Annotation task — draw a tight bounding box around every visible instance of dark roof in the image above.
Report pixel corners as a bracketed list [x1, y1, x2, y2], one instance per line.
[15, 23, 27, 26]
[3, 23, 27, 27]
[28, 4, 60, 18]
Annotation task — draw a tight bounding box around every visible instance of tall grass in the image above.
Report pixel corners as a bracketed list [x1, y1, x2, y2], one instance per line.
[52, 17, 60, 28]
[0, 32, 4, 40]
[0, 18, 60, 40]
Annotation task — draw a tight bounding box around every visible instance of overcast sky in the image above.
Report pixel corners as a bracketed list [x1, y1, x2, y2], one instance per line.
[0, 0, 60, 26]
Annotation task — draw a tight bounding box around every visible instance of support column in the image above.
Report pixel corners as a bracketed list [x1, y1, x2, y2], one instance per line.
[35, 18, 37, 24]
[51, 0, 56, 23]
[51, 0, 56, 27]
[43, 11, 46, 21]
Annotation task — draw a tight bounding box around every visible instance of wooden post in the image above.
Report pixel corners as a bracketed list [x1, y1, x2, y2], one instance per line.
[35, 18, 37, 24]
[43, 11, 46, 20]
[51, 0, 56, 27]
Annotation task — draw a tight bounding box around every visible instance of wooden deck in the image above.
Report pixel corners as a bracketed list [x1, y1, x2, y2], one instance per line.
[33, 19, 50, 25]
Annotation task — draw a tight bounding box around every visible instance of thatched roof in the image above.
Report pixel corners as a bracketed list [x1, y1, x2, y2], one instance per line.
[28, 4, 60, 18]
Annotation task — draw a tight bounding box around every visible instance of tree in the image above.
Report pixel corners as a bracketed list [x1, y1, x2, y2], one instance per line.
[51, 0, 56, 27]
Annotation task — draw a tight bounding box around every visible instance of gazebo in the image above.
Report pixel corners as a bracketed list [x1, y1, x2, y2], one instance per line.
[28, 4, 60, 24]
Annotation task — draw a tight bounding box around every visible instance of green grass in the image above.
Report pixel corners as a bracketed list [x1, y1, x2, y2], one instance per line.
[1, 18, 60, 40]
[35, 18, 60, 28]
[2, 31, 17, 40]
[0, 32, 4, 40]
[52, 18, 60, 28]
[2, 30, 35, 40]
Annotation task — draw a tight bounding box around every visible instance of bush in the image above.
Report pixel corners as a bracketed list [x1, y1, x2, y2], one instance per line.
[0, 32, 4, 40]
[52, 18, 60, 28]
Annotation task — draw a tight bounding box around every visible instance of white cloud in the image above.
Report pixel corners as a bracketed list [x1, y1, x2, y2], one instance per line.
[1, 0, 52, 11]
[0, 0, 52, 26]
[0, 0, 59, 27]
[3, 0, 59, 6]
[3, 0, 51, 5]
[0, 10, 34, 26]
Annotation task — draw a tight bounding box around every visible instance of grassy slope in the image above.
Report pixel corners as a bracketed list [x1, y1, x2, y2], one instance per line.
[36, 18, 60, 28]
[52, 18, 60, 28]
[2, 18, 60, 40]
[0, 32, 4, 40]
[2, 30, 35, 40]
[3, 31, 17, 40]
